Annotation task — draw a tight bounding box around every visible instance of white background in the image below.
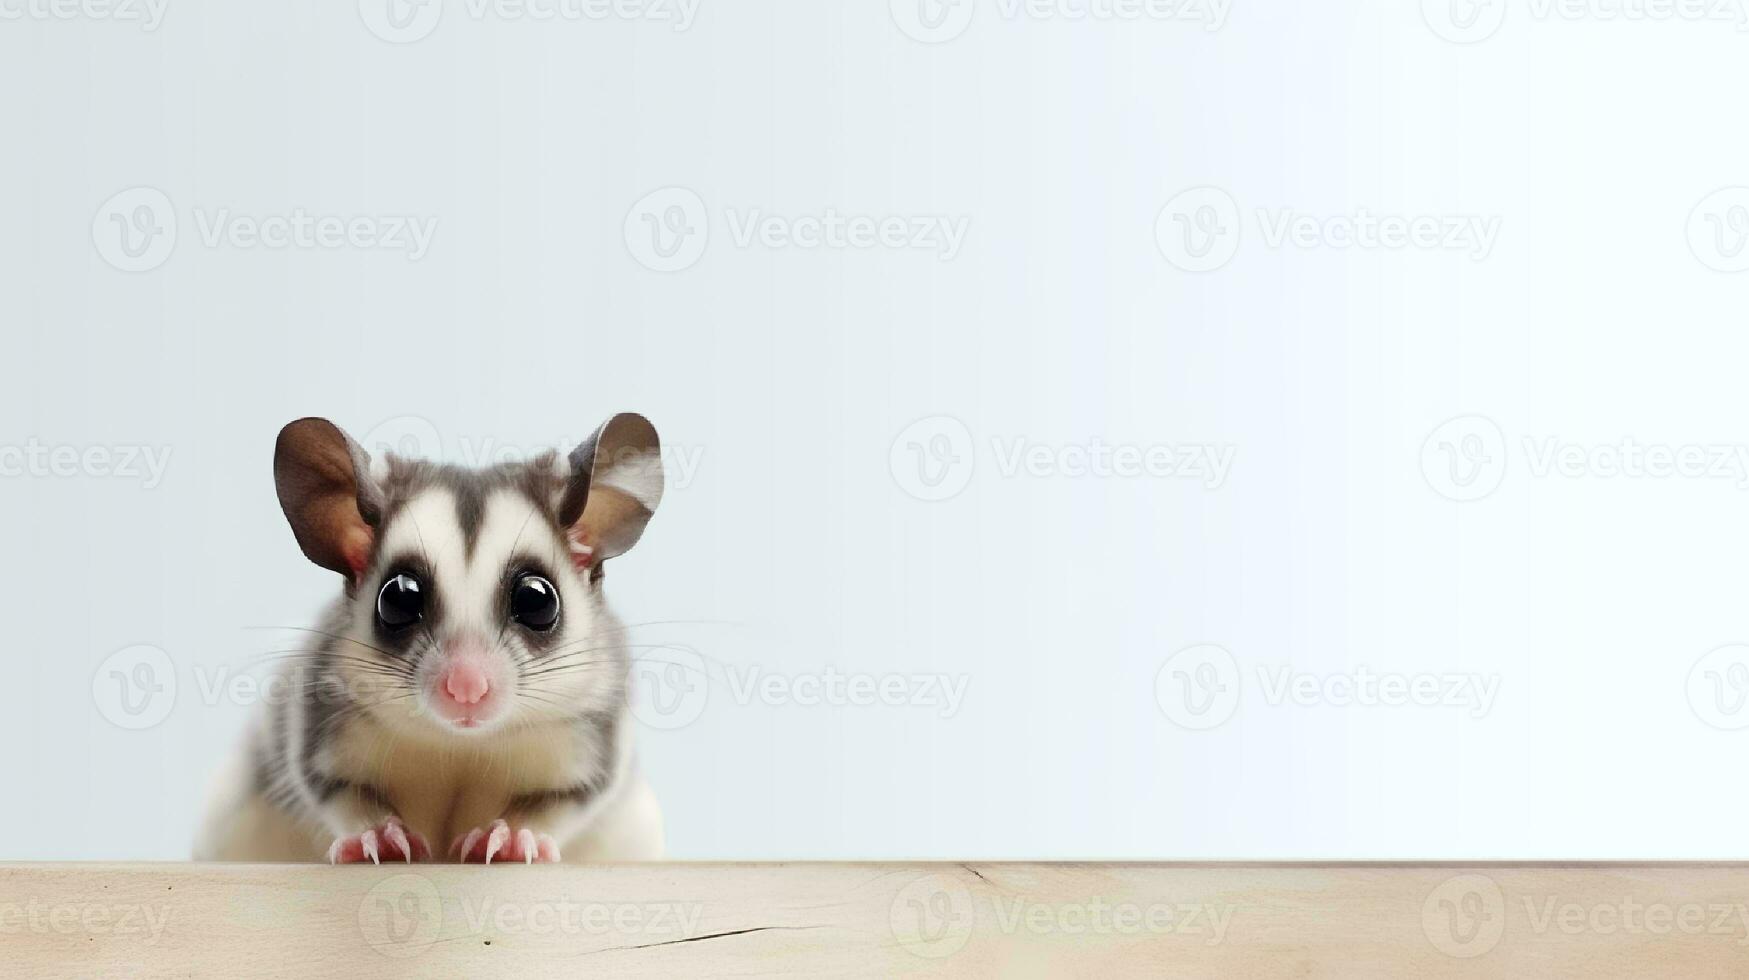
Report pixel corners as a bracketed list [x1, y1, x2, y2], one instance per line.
[2, 0, 1748, 860]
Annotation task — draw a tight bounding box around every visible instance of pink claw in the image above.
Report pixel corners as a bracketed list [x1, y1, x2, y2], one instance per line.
[452, 826, 486, 861]
[381, 822, 414, 863]
[451, 821, 561, 864]
[483, 821, 510, 865]
[328, 817, 429, 865]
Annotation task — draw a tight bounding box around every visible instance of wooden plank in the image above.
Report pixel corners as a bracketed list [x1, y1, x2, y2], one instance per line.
[2, 864, 1747, 977]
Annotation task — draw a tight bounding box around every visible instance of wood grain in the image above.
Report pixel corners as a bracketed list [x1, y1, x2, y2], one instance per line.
[2, 863, 1747, 977]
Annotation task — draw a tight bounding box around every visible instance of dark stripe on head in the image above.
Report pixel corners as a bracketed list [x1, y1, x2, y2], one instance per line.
[368, 455, 575, 578]
[449, 470, 489, 559]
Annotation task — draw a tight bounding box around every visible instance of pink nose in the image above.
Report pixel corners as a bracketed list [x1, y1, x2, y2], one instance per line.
[443, 660, 491, 705]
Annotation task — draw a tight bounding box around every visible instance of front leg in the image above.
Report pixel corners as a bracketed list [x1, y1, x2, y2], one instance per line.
[313, 780, 431, 865]
[293, 706, 430, 863]
[451, 785, 597, 864]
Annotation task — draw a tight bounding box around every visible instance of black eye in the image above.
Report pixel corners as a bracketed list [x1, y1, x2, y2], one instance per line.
[376, 573, 424, 631]
[511, 575, 560, 631]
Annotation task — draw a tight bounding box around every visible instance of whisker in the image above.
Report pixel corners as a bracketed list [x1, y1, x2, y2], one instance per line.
[242, 625, 404, 662]
[518, 663, 620, 683]
[584, 618, 742, 636]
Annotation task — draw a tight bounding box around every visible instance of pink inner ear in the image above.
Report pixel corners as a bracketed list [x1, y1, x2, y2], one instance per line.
[567, 527, 595, 572]
[343, 527, 375, 582]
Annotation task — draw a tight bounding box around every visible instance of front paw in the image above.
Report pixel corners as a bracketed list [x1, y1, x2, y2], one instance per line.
[327, 816, 431, 865]
[450, 819, 561, 864]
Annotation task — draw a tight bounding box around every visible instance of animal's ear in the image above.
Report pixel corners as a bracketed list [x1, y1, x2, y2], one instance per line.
[274, 418, 385, 579]
[557, 414, 664, 569]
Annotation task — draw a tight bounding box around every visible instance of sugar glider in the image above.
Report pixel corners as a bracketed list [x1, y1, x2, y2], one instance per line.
[197, 414, 666, 863]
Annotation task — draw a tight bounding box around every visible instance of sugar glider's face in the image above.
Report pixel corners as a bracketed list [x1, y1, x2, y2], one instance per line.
[349, 468, 610, 734]
[273, 415, 664, 738]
